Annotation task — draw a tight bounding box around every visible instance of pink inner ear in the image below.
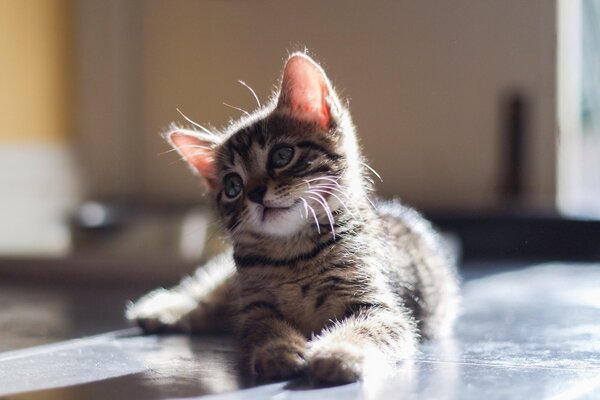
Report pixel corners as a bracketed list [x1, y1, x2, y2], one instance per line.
[170, 132, 217, 190]
[279, 55, 331, 129]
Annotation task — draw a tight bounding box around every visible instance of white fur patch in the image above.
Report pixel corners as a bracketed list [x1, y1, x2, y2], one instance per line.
[125, 289, 197, 328]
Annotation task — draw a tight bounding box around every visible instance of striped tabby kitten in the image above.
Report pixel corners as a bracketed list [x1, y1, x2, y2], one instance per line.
[127, 53, 459, 384]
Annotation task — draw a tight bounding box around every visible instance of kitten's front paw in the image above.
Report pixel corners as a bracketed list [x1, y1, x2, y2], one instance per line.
[250, 339, 307, 381]
[307, 342, 365, 385]
[125, 288, 197, 333]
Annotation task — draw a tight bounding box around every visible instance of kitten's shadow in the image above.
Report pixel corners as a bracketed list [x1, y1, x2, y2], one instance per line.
[282, 375, 319, 390]
[247, 372, 352, 391]
[283, 360, 423, 398]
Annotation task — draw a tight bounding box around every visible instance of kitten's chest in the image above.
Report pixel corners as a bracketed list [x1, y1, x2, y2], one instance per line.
[237, 250, 365, 335]
[273, 282, 340, 335]
[267, 270, 351, 335]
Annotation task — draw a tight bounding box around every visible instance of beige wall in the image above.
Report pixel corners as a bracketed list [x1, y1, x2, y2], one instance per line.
[80, 1, 557, 211]
[0, 0, 73, 143]
[0, 0, 78, 256]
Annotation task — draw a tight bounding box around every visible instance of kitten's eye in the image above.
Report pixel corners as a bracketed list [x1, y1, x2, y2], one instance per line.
[223, 173, 243, 198]
[269, 145, 294, 168]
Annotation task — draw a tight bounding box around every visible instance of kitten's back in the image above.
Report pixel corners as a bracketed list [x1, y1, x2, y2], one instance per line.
[376, 199, 460, 339]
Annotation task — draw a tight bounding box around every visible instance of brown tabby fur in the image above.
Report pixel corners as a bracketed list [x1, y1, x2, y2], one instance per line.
[126, 52, 459, 385]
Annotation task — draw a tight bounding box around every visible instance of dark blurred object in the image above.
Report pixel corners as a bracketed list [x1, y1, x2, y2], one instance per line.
[432, 212, 600, 262]
[499, 92, 529, 207]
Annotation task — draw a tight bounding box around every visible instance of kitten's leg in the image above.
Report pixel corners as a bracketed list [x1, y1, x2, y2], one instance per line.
[126, 250, 236, 333]
[237, 303, 307, 380]
[307, 304, 417, 384]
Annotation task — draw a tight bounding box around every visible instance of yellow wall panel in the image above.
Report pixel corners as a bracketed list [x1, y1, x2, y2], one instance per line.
[0, 0, 73, 143]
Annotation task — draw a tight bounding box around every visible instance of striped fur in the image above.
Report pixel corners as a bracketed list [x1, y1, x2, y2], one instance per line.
[127, 52, 459, 384]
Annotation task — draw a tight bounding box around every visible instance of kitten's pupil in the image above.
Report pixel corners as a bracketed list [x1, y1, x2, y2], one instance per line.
[224, 173, 243, 198]
[270, 145, 294, 168]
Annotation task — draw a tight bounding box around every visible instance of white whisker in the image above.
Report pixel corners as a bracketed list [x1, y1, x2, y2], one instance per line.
[159, 147, 185, 156]
[299, 197, 309, 219]
[305, 202, 321, 234]
[308, 183, 351, 200]
[308, 182, 347, 194]
[361, 161, 383, 182]
[364, 195, 377, 209]
[309, 188, 357, 220]
[312, 180, 376, 210]
[308, 194, 335, 238]
[223, 102, 251, 116]
[238, 80, 261, 108]
[305, 176, 342, 186]
[303, 178, 345, 193]
[303, 179, 357, 215]
[176, 108, 215, 136]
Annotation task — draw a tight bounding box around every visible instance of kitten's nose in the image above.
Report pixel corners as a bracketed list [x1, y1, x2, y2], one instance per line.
[248, 185, 267, 205]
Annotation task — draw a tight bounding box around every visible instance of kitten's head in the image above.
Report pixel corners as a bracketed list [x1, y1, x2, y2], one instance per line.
[168, 53, 367, 239]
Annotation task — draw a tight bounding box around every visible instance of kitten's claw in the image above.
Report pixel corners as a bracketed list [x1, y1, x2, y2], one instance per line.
[307, 342, 365, 385]
[250, 339, 308, 381]
[125, 288, 197, 333]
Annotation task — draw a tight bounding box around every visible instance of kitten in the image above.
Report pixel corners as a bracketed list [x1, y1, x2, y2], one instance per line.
[126, 52, 459, 384]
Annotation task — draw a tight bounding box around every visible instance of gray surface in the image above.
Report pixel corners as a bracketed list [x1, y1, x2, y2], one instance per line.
[1, 262, 600, 399]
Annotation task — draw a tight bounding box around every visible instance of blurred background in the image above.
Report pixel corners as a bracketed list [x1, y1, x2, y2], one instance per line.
[1, 0, 599, 284]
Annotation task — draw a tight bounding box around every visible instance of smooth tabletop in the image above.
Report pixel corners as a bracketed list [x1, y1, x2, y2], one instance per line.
[1, 262, 599, 399]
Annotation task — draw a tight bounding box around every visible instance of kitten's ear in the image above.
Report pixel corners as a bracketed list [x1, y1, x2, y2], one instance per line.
[277, 53, 334, 129]
[166, 128, 220, 190]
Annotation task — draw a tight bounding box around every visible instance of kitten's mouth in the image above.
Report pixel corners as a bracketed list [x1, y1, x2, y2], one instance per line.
[261, 200, 301, 222]
[262, 206, 289, 221]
